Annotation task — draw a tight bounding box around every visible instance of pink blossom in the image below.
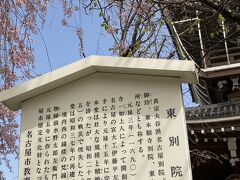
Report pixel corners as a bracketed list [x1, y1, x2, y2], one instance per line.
[106, 26, 116, 35]
[113, 42, 126, 54]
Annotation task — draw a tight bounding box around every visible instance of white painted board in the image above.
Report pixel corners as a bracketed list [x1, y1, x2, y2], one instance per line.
[19, 73, 192, 180]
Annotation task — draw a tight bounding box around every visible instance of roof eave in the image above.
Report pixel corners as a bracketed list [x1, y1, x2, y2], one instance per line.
[0, 56, 198, 111]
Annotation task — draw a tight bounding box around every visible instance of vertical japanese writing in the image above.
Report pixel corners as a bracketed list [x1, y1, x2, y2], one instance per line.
[21, 90, 187, 180]
[23, 130, 32, 180]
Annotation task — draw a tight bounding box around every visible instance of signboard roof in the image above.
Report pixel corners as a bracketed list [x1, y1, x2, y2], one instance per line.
[0, 56, 197, 111]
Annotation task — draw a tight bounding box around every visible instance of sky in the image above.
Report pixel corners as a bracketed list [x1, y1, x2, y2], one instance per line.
[33, 6, 113, 74]
[2, 3, 196, 179]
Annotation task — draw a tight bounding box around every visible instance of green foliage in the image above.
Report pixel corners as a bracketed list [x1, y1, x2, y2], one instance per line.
[217, 14, 225, 23]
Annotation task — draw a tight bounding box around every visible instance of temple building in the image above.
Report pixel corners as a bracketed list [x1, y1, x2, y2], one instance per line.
[163, 1, 240, 179]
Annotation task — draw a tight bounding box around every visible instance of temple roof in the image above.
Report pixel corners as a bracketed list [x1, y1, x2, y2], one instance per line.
[185, 101, 240, 123]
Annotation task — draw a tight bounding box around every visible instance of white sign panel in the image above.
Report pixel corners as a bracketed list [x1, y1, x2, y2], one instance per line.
[19, 73, 192, 180]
